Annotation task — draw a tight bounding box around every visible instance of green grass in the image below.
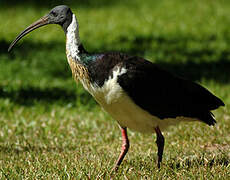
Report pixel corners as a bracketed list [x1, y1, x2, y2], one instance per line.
[0, 0, 230, 179]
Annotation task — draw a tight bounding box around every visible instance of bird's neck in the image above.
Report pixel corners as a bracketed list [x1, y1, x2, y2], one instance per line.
[65, 14, 90, 64]
[66, 14, 81, 61]
[65, 14, 91, 89]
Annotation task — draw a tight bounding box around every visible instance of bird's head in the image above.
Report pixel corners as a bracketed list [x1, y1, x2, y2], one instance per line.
[8, 5, 73, 52]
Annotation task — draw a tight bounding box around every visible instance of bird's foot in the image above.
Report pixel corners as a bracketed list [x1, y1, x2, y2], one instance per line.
[157, 161, 161, 169]
[111, 165, 119, 173]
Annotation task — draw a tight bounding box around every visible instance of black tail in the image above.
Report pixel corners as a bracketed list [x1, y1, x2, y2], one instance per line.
[208, 94, 225, 110]
[197, 111, 217, 126]
[203, 92, 224, 125]
[185, 80, 225, 125]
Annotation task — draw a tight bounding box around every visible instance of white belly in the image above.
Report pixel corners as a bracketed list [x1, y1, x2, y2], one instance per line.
[86, 67, 197, 133]
[96, 91, 161, 133]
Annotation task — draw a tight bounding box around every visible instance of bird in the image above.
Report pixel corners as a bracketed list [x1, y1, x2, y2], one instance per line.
[8, 5, 225, 171]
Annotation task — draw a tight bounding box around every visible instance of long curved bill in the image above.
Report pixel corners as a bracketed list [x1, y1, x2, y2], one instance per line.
[8, 15, 49, 52]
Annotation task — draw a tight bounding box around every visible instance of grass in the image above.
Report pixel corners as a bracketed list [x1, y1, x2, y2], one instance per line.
[0, 0, 230, 179]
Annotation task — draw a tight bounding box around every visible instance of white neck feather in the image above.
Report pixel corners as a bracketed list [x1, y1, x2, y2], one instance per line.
[66, 14, 81, 61]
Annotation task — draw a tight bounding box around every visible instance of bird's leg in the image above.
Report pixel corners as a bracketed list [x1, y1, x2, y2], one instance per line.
[155, 126, 165, 168]
[113, 127, 129, 171]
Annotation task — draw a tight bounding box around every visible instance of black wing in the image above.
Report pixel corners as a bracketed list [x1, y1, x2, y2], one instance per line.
[116, 56, 224, 125]
[87, 52, 224, 125]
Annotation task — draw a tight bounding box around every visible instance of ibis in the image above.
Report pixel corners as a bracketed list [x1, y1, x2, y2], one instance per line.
[8, 5, 225, 171]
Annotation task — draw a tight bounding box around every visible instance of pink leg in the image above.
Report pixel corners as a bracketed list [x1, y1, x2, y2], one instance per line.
[113, 127, 129, 171]
[155, 126, 165, 168]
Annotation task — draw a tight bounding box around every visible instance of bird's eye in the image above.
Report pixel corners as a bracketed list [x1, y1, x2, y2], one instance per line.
[51, 11, 58, 17]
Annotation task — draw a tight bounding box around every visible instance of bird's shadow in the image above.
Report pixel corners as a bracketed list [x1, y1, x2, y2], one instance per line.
[1, 32, 229, 106]
[0, 85, 95, 107]
[117, 34, 230, 84]
[2, 36, 230, 84]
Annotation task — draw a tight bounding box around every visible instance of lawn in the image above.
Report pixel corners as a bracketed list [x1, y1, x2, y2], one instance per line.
[0, 0, 229, 179]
